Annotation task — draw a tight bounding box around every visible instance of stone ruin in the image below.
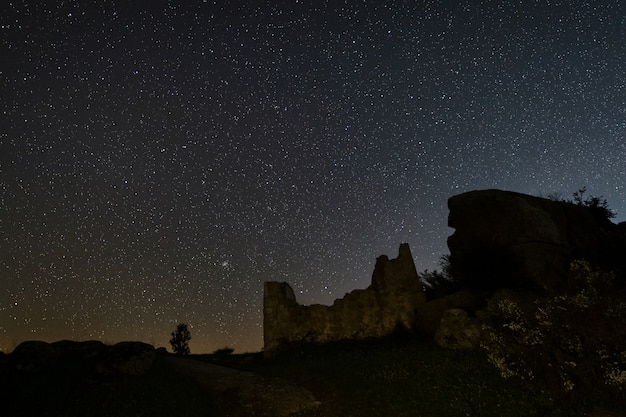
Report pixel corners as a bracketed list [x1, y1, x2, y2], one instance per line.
[263, 243, 426, 355]
[263, 189, 626, 354]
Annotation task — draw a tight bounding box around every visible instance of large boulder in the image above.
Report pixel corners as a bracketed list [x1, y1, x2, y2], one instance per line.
[11, 341, 60, 372]
[96, 342, 156, 376]
[447, 189, 622, 293]
[51, 340, 108, 362]
[435, 308, 481, 350]
[414, 290, 485, 337]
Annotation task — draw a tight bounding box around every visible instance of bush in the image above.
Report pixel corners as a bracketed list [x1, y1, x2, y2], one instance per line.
[481, 260, 626, 404]
[213, 347, 234, 356]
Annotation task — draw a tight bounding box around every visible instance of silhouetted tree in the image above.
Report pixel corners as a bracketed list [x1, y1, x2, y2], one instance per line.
[569, 187, 616, 223]
[169, 323, 191, 355]
[541, 188, 616, 223]
[420, 255, 463, 299]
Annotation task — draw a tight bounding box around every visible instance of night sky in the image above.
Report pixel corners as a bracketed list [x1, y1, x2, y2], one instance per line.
[2, 1, 625, 354]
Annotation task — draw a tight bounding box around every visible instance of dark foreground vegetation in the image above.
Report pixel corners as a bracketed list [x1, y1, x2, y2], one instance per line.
[203, 337, 600, 417]
[2, 335, 622, 416]
[0, 353, 219, 417]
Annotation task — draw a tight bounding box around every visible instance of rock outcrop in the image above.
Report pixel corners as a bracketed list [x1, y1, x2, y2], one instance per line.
[434, 308, 481, 350]
[447, 189, 625, 293]
[263, 243, 426, 355]
[414, 290, 485, 336]
[7, 340, 156, 376]
[11, 340, 61, 373]
[96, 341, 156, 376]
[263, 190, 625, 353]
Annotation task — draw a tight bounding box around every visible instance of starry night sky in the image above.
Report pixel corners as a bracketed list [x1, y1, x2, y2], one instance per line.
[2, 1, 625, 353]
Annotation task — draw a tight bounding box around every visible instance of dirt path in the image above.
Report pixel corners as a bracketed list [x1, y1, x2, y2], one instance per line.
[164, 356, 320, 417]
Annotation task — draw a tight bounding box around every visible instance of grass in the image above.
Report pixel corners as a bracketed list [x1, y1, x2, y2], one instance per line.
[1, 337, 606, 416]
[201, 336, 592, 417]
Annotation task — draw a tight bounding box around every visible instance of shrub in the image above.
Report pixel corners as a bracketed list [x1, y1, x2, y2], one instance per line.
[570, 187, 616, 223]
[213, 347, 234, 356]
[481, 260, 626, 404]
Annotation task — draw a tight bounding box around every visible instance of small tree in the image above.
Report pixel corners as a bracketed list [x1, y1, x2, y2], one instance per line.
[170, 323, 191, 355]
[570, 187, 616, 223]
[419, 254, 463, 299]
[541, 187, 616, 223]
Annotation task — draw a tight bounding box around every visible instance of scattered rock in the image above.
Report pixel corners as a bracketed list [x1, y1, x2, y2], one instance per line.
[7, 340, 156, 376]
[435, 308, 481, 350]
[414, 290, 485, 337]
[51, 339, 107, 362]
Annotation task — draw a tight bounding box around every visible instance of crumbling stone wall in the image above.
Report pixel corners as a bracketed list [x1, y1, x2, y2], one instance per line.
[263, 243, 426, 355]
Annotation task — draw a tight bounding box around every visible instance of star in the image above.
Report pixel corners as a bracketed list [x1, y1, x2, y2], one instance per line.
[1, 0, 624, 354]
